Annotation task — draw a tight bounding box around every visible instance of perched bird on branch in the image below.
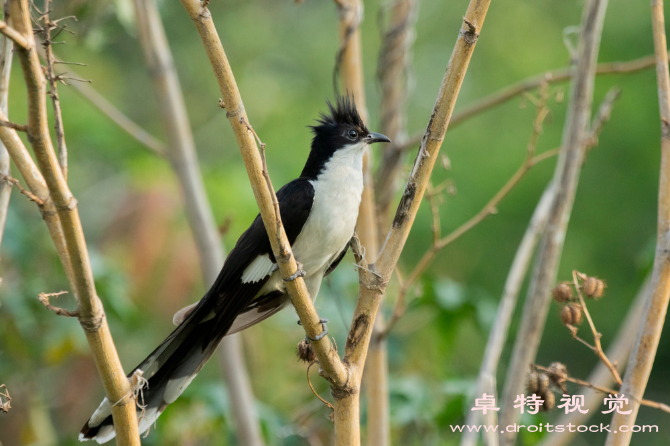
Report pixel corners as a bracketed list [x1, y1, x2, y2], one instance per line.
[80, 96, 390, 443]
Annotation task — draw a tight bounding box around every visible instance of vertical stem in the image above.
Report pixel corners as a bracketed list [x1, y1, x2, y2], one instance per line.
[131, 1, 264, 444]
[42, 0, 67, 180]
[367, 1, 416, 444]
[606, 1, 670, 443]
[499, 1, 609, 443]
[0, 1, 12, 246]
[7, 1, 140, 444]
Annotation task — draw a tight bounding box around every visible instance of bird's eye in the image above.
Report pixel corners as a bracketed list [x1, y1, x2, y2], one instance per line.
[347, 129, 358, 139]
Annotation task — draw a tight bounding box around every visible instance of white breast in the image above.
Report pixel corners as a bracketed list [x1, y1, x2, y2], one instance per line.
[291, 143, 366, 277]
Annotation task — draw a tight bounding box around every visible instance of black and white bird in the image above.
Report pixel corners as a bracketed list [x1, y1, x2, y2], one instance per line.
[80, 97, 390, 443]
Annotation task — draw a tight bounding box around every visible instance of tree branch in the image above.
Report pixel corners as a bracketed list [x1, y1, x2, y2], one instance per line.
[390, 52, 656, 155]
[131, 0, 263, 443]
[178, 0, 349, 389]
[500, 1, 610, 442]
[382, 87, 557, 339]
[6, 1, 140, 444]
[0, 4, 14, 248]
[0, 19, 29, 49]
[335, 2, 492, 444]
[606, 2, 670, 443]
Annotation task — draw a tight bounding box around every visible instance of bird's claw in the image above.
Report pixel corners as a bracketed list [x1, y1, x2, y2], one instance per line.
[284, 262, 306, 282]
[297, 318, 329, 342]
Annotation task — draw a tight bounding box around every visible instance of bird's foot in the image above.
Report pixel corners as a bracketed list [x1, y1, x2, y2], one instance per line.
[284, 262, 306, 282]
[297, 318, 329, 342]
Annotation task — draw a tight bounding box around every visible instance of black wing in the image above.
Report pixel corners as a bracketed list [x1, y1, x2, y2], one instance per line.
[199, 178, 315, 345]
[324, 241, 349, 277]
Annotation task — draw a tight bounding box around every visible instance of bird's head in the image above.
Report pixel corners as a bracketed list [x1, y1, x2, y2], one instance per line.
[302, 96, 390, 179]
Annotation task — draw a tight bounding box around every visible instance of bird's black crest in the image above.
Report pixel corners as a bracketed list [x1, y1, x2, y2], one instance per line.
[311, 95, 367, 133]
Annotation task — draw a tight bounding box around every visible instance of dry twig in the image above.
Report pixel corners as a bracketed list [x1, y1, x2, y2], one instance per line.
[390, 52, 657, 155]
[0, 7, 12, 247]
[40, 1, 68, 179]
[540, 278, 650, 446]
[131, 0, 263, 442]
[179, 0, 492, 444]
[533, 364, 670, 414]
[4, 1, 140, 443]
[381, 85, 556, 338]
[569, 271, 622, 386]
[500, 1, 610, 442]
[38, 290, 78, 317]
[606, 2, 670, 443]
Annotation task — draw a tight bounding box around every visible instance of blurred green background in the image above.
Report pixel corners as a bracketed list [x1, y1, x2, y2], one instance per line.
[1, 0, 668, 444]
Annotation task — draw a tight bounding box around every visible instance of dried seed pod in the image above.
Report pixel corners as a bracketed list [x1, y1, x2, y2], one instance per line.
[542, 391, 555, 411]
[560, 303, 583, 326]
[527, 371, 540, 394]
[582, 276, 606, 299]
[547, 362, 569, 393]
[552, 282, 573, 302]
[297, 339, 316, 363]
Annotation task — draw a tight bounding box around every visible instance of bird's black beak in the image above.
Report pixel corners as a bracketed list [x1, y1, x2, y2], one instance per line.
[364, 132, 391, 144]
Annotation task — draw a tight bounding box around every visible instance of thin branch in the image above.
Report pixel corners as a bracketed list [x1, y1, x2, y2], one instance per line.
[375, 0, 417, 238]
[341, 3, 492, 445]
[500, 1, 610, 442]
[539, 277, 650, 446]
[0, 19, 30, 49]
[69, 78, 166, 156]
[178, 0, 349, 390]
[381, 88, 556, 339]
[0, 119, 27, 131]
[35, 44, 167, 156]
[607, 2, 670, 443]
[533, 364, 670, 414]
[40, 1, 68, 179]
[390, 52, 656, 154]
[0, 7, 14, 248]
[131, 1, 262, 443]
[571, 271, 622, 386]
[0, 173, 44, 203]
[38, 290, 78, 317]
[6, 1, 140, 443]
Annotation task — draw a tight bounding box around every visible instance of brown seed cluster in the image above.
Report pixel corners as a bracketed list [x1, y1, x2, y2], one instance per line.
[551, 273, 607, 332]
[526, 371, 556, 411]
[560, 303, 583, 326]
[582, 276, 606, 299]
[296, 339, 316, 363]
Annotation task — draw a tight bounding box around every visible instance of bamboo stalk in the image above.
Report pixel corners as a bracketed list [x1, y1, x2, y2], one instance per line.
[178, 0, 349, 388]
[606, 1, 670, 443]
[6, 1, 140, 444]
[0, 4, 13, 247]
[131, 1, 264, 444]
[499, 1, 609, 443]
[540, 277, 650, 446]
[333, 2, 492, 444]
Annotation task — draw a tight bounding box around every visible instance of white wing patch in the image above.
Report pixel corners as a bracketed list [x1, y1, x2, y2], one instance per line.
[241, 254, 275, 283]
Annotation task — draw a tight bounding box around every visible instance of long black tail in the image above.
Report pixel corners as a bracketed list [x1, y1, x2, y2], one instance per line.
[79, 302, 226, 443]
